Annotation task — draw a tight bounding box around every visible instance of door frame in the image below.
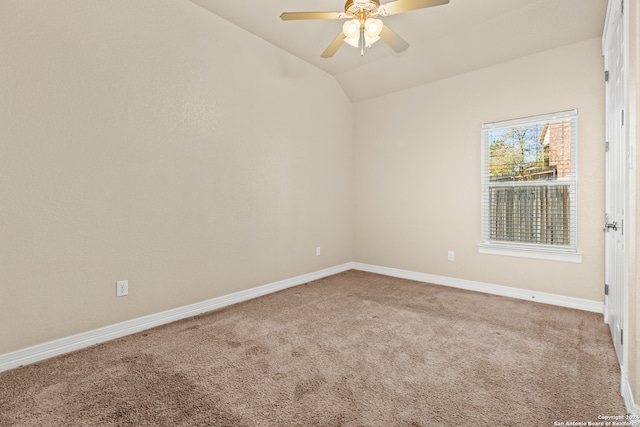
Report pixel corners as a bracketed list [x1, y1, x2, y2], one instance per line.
[602, 0, 629, 398]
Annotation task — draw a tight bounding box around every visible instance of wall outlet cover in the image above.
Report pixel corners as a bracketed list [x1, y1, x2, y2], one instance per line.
[116, 280, 128, 297]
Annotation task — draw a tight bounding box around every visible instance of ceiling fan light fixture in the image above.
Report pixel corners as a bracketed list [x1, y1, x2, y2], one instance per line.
[344, 37, 360, 48]
[343, 17, 383, 50]
[343, 19, 360, 39]
[364, 18, 383, 38]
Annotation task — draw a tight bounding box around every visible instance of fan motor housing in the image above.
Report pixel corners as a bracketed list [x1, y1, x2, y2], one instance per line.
[345, 0, 380, 18]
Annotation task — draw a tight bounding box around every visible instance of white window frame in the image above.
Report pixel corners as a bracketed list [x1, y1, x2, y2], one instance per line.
[478, 110, 582, 263]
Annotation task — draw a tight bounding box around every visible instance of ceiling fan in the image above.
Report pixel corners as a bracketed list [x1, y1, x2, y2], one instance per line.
[280, 0, 449, 58]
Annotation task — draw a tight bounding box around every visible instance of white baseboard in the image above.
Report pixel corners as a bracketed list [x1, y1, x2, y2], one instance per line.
[352, 263, 604, 313]
[0, 263, 355, 373]
[622, 370, 640, 419]
[0, 262, 607, 374]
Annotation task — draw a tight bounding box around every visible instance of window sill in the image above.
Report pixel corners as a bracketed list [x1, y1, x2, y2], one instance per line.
[477, 243, 583, 263]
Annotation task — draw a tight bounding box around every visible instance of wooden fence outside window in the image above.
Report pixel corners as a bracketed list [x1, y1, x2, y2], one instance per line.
[488, 185, 571, 245]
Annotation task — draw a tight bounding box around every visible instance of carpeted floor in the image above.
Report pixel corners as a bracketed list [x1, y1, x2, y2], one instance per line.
[0, 270, 626, 426]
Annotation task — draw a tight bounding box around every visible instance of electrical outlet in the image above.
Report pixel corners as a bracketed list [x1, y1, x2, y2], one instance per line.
[447, 251, 455, 261]
[316, 247, 321, 256]
[116, 280, 128, 297]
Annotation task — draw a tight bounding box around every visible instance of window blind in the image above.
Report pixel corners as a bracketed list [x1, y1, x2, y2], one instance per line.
[480, 110, 578, 255]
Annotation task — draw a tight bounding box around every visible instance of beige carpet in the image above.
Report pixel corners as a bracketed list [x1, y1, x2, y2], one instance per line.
[0, 270, 626, 426]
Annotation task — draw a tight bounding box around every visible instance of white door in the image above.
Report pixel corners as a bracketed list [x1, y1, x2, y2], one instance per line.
[603, 0, 626, 366]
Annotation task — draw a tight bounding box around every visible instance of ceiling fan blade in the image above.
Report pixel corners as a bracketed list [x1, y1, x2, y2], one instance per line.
[379, 26, 409, 53]
[379, 0, 449, 16]
[321, 33, 346, 58]
[280, 11, 344, 20]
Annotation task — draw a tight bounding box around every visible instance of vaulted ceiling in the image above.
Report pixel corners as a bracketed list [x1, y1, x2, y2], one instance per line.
[190, 0, 608, 101]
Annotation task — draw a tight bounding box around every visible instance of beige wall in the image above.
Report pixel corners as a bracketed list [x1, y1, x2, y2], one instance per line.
[354, 38, 605, 301]
[0, 1, 354, 354]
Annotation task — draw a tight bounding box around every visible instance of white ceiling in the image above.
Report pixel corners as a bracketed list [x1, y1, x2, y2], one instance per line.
[189, 0, 608, 101]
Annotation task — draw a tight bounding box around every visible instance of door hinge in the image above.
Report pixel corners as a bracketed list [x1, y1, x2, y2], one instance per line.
[621, 329, 624, 345]
[605, 284, 609, 295]
[605, 70, 609, 82]
[622, 0, 624, 14]
[606, 141, 610, 152]
[622, 109, 625, 127]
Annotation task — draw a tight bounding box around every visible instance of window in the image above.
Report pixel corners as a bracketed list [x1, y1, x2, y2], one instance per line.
[479, 110, 581, 263]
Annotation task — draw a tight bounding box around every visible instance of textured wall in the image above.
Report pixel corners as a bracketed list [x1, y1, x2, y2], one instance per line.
[354, 38, 605, 301]
[0, 0, 354, 354]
